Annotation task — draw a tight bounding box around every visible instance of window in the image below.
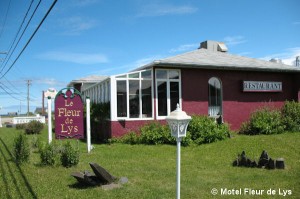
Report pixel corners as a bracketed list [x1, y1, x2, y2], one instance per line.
[156, 69, 181, 118]
[208, 77, 222, 116]
[116, 70, 153, 119]
[117, 80, 127, 117]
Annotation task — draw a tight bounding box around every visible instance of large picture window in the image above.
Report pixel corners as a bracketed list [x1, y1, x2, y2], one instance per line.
[208, 77, 222, 116]
[156, 69, 181, 118]
[116, 70, 153, 119]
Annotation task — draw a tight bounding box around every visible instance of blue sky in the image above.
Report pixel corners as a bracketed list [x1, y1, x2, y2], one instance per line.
[0, 0, 299, 115]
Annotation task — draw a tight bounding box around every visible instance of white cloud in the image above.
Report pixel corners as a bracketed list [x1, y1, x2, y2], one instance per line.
[136, 3, 198, 18]
[38, 51, 108, 64]
[58, 16, 97, 35]
[35, 78, 66, 87]
[223, 36, 247, 46]
[260, 47, 300, 66]
[169, 43, 198, 53]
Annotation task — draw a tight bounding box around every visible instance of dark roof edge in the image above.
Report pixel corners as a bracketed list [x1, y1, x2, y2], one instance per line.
[138, 61, 300, 73]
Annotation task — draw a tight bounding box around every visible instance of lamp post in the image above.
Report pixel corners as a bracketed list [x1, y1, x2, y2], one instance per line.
[166, 104, 191, 199]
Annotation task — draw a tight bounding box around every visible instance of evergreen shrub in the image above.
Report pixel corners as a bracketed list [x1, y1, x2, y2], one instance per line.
[40, 142, 60, 166]
[60, 141, 79, 168]
[13, 134, 30, 165]
[25, 120, 44, 134]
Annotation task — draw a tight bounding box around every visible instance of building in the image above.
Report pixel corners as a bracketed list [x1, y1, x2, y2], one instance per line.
[74, 40, 300, 138]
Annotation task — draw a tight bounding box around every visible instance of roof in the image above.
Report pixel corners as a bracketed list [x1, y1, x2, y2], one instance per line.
[139, 48, 300, 73]
[67, 75, 108, 87]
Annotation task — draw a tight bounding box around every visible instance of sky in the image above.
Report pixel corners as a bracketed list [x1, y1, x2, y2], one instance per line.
[0, 0, 299, 115]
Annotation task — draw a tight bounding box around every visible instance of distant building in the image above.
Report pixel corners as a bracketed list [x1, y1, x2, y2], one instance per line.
[68, 40, 300, 139]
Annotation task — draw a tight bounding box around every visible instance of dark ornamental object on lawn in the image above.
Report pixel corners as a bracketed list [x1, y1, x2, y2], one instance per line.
[276, 158, 285, 169]
[258, 150, 269, 168]
[233, 150, 284, 170]
[71, 163, 127, 188]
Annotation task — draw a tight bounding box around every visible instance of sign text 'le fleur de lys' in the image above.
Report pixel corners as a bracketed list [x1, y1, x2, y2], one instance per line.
[55, 88, 84, 139]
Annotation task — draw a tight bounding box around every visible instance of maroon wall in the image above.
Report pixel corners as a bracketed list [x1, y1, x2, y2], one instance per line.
[181, 68, 300, 130]
[107, 68, 300, 138]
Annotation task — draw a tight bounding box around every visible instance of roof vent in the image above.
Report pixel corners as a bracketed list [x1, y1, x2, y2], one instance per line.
[269, 58, 282, 63]
[199, 40, 228, 52]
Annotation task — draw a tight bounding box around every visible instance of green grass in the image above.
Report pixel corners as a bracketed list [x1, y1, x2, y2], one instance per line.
[0, 127, 299, 199]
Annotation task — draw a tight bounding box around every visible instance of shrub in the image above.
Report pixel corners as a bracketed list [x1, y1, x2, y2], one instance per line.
[16, 123, 27, 130]
[240, 107, 285, 135]
[140, 122, 175, 145]
[25, 120, 44, 134]
[119, 131, 140, 144]
[281, 101, 300, 132]
[40, 142, 61, 166]
[187, 115, 231, 145]
[13, 134, 30, 165]
[60, 141, 79, 168]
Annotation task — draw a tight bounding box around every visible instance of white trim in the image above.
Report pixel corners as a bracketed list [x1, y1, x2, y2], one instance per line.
[113, 69, 154, 121]
[155, 69, 182, 120]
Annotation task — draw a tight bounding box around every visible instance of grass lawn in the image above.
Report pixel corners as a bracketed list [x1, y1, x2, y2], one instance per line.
[0, 127, 299, 199]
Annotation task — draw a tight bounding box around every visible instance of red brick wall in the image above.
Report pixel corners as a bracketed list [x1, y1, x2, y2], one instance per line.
[181, 68, 299, 130]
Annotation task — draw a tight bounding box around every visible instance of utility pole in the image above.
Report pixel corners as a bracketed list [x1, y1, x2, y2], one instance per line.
[27, 80, 31, 116]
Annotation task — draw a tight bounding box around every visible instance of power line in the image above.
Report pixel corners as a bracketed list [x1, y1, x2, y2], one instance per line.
[0, 0, 38, 73]
[0, 0, 12, 40]
[0, 0, 58, 79]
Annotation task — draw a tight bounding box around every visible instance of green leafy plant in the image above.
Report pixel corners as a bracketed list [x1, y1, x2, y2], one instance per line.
[25, 120, 44, 134]
[16, 123, 27, 130]
[13, 134, 30, 165]
[60, 141, 79, 168]
[140, 122, 175, 145]
[239, 107, 285, 135]
[187, 115, 231, 144]
[40, 142, 61, 166]
[281, 101, 300, 132]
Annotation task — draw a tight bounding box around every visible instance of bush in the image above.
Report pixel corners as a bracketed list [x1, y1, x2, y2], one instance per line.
[16, 123, 27, 130]
[13, 134, 30, 165]
[119, 131, 140, 144]
[239, 107, 285, 135]
[25, 120, 44, 134]
[60, 141, 79, 168]
[187, 115, 231, 145]
[140, 122, 175, 145]
[281, 101, 300, 132]
[40, 142, 61, 166]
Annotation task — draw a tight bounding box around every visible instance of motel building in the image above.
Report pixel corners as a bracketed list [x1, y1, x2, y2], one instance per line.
[68, 40, 300, 139]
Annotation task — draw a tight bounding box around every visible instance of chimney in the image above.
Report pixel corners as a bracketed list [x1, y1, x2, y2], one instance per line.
[199, 40, 228, 52]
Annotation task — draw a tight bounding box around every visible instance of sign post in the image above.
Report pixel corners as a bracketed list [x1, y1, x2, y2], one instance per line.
[47, 97, 52, 143]
[86, 97, 91, 153]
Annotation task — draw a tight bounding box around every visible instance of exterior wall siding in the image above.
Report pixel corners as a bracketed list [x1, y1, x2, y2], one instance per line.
[181, 68, 299, 130]
[105, 67, 300, 138]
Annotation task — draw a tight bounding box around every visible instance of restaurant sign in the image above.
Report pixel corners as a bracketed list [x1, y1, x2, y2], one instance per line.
[243, 81, 282, 92]
[55, 88, 84, 139]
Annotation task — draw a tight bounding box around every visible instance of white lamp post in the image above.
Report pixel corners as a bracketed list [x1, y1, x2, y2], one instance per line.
[166, 104, 191, 199]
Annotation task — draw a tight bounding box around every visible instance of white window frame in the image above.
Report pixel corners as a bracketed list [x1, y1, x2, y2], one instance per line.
[112, 69, 154, 121]
[155, 69, 182, 120]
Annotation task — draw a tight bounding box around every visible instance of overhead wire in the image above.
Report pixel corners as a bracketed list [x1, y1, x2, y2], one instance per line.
[0, 0, 12, 40]
[0, 0, 58, 79]
[0, 0, 38, 73]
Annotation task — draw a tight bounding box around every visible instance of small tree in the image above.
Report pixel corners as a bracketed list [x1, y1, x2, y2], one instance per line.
[13, 134, 30, 165]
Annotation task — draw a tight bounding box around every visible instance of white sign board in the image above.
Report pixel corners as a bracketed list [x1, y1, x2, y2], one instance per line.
[243, 81, 282, 92]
